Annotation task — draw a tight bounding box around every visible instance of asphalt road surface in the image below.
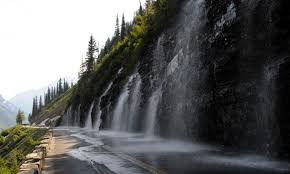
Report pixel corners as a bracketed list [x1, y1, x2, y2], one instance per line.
[43, 127, 290, 174]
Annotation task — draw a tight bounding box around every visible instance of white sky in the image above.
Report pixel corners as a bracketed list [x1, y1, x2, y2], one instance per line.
[0, 0, 145, 100]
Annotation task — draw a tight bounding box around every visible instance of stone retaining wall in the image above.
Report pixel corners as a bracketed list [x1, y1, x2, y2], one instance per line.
[17, 129, 53, 174]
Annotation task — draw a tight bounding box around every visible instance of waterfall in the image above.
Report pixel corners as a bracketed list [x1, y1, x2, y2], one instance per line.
[56, 0, 290, 160]
[145, 88, 162, 136]
[94, 82, 113, 131]
[141, 0, 206, 138]
[253, 59, 285, 153]
[111, 79, 131, 131]
[85, 102, 94, 129]
[75, 104, 81, 126]
[128, 74, 142, 131]
[61, 106, 72, 126]
[61, 104, 81, 127]
[111, 73, 142, 132]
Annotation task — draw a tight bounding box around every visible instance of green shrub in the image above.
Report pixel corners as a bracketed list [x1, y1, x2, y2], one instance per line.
[0, 159, 10, 174]
[0, 127, 47, 174]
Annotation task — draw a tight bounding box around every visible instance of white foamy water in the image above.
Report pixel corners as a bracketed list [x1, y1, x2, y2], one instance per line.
[111, 81, 130, 131]
[85, 102, 94, 129]
[145, 88, 162, 136]
[94, 82, 113, 131]
[71, 132, 104, 146]
[69, 146, 148, 174]
[68, 130, 149, 174]
[65, 129, 290, 173]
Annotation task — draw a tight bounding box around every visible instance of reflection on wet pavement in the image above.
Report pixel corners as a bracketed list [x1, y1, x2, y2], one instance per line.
[56, 127, 290, 174]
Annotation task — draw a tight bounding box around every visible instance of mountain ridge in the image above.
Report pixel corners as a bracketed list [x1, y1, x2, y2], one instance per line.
[0, 94, 18, 128]
[9, 77, 76, 115]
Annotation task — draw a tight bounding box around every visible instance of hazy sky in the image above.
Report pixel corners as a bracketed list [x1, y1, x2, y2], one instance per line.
[0, 0, 145, 100]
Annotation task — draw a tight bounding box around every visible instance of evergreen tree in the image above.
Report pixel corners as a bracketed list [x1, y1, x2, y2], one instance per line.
[35, 96, 38, 113]
[125, 22, 132, 36]
[84, 35, 97, 75]
[52, 87, 54, 99]
[56, 83, 59, 95]
[47, 87, 51, 103]
[96, 42, 100, 64]
[58, 78, 63, 94]
[16, 110, 25, 125]
[28, 114, 32, 124]
[79, 57, 86, 79]
[39, 96, 43, 111]
[63, 78, 66, 92]
[64, 79, 69, 91]
[120, 14, 126, 40]
[114, 15, 120, 42]
[53, 87, 56, 98]
[139, 0, 144, 15]
[104, 38, 112, 55]
[44, 93, 48, 106]
[32, 97, 36, 116]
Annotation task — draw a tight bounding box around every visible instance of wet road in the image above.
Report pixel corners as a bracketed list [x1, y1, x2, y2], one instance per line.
[55, 127, 290, 174]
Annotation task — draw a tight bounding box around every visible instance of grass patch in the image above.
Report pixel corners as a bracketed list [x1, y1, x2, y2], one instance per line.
[0, 126, 47, 174]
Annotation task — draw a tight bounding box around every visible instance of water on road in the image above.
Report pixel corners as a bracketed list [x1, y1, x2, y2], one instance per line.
[55, 127, 290, 174]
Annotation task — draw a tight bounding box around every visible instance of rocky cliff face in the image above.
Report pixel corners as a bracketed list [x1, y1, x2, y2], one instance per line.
[61, 0, 290, 158]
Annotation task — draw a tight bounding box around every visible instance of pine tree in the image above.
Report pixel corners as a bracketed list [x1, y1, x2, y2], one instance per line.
[58, 78, 63, 95]
[96, 42, 100, 64]
[56, 83, 59, 95]
[47, 87, 51, 103]
[28, 114, 32, 124]
[44, 93, 47, 106]
[51, 87, 54, 100]
[79, 56, 86, 79]
[104, 38, 111, 55]
[16, 110, 25, 125]
[32, 97, 35, 116]
[139, 0, 144, 15]
[35, 96, 38, 113]
[39, 96, 43, 111]
[63, 78, 66, 92]
[84, 35, 97, 75]
[53, 87, 56, 99]
[114, 15, 120, 42]
[121, 14, 126, 40]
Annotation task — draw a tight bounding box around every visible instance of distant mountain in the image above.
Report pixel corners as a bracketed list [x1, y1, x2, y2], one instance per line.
[0, 94, 18, 128]
[9, 77, 76, 115]
[9, 88, 47, 115]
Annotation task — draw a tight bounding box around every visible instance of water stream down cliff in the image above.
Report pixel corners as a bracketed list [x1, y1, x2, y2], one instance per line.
[60, 0, 290, 173]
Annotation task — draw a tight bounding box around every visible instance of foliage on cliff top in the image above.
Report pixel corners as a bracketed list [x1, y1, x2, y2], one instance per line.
[30, 0, 183, 126]
[30, 87, 73, 124]
[68, 0, 182, 126]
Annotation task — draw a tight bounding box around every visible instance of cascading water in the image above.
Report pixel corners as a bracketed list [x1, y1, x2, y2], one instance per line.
[59, 1, 290, 170]
[111, 78, 131, 131]
[111, 73, 142, 132]
[85, 102, 94, 129]
[61, 105, 81, 127]
[142, 0, 206, 138]
[145, 88, 161, 136]
[61, 106, 71, 126]
[127, 73, 142, 132]
[94, 82, 113, 131]
[51, 1, 290, 173]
